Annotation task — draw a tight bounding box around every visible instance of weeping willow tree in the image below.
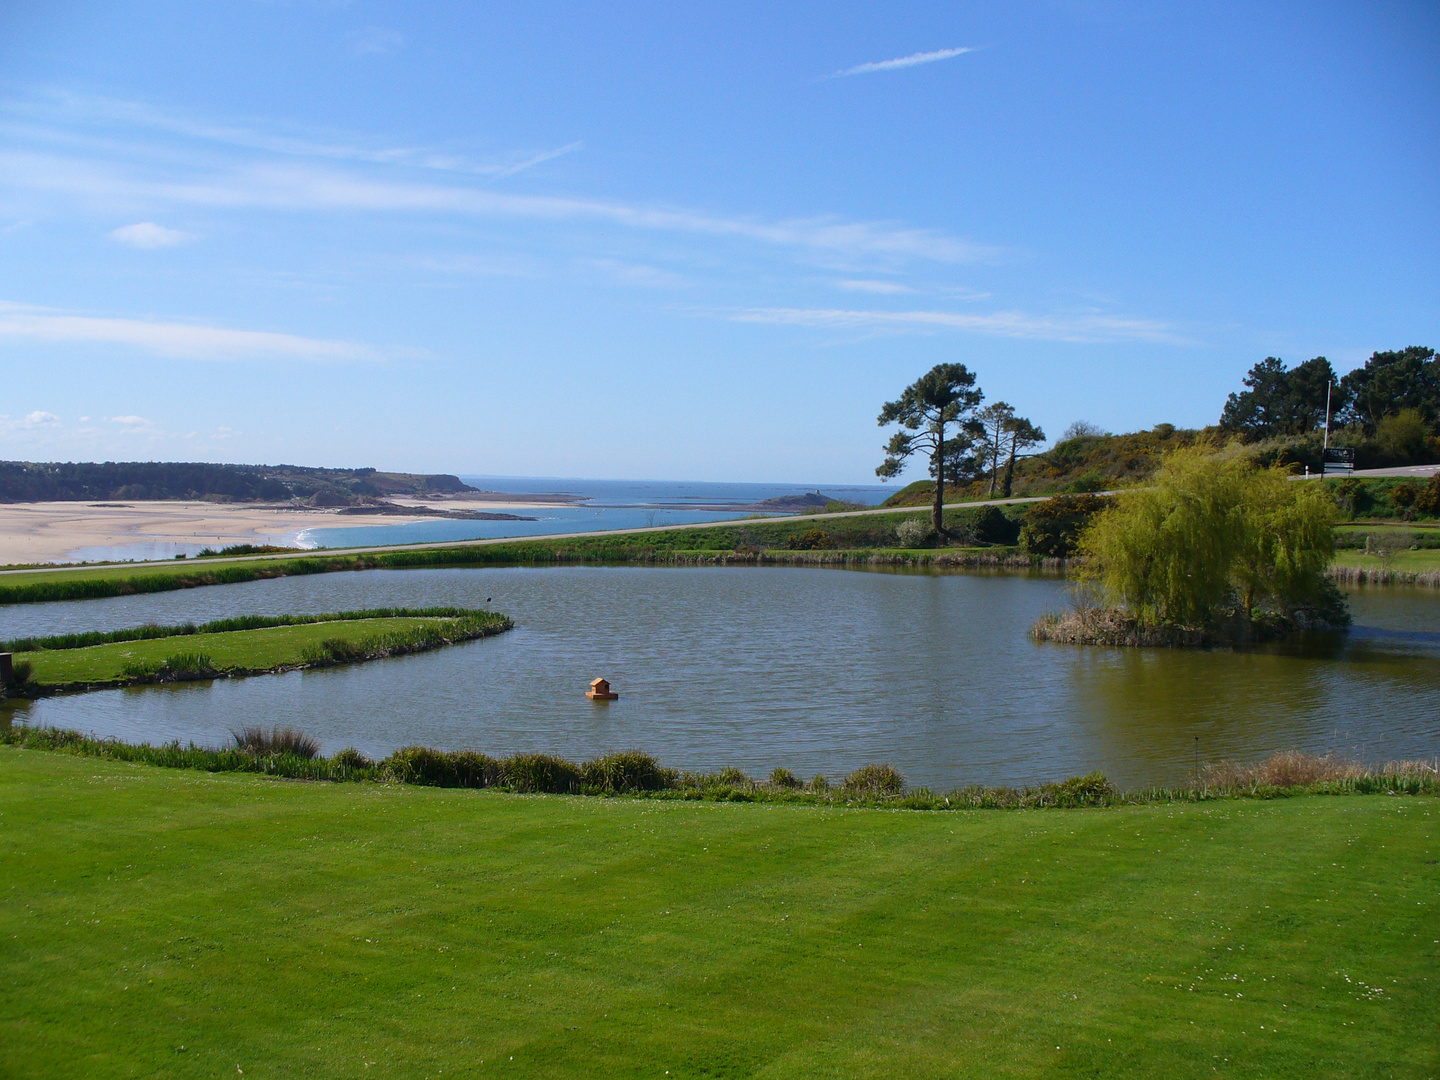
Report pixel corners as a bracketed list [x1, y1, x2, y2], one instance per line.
[1077, 448, 1338, 627]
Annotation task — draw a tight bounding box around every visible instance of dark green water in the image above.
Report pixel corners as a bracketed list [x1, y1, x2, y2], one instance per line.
[2, 567, 1436, 789]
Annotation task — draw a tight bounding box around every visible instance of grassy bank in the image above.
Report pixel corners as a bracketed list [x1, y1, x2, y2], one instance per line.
[5, 608, 510, 690]
[2, 748, 1436, 1079]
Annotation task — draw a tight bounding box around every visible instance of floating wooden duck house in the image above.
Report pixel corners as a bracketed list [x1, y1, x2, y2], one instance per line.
[586, 677, 619, 701]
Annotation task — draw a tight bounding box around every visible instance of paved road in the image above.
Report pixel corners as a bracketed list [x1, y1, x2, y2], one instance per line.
[0, 494, 1056, 577]
[1341, 463, 1440, 479]
[1293, 463, 1440, 480]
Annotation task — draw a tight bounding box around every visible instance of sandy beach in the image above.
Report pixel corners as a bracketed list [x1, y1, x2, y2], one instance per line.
[0, 501, 429, 565]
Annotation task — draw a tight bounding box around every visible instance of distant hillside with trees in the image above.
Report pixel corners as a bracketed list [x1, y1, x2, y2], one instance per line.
[881, 344, 1438, 508]
[0, 461, 476, 505]
[1218, 346, 1440, 470]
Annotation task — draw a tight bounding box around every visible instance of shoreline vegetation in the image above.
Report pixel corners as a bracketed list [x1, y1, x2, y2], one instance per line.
[0, 476, 1436, 609]
[0, 608, 510, 696]
[1, 728, 1435, 807]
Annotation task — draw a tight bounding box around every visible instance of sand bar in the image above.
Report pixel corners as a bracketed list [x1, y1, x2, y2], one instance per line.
[0, 501, 430, 565]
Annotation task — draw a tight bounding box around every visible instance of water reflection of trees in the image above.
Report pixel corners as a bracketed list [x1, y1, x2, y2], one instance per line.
[1056, 641, 1438, 787]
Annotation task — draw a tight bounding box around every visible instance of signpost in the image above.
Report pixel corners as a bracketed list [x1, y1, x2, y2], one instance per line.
[1322, 447, 1356, 477]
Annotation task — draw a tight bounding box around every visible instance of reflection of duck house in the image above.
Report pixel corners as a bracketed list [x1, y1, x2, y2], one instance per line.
[586, 677, 619, 701]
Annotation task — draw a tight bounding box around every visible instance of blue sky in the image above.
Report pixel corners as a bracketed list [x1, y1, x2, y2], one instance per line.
[0, 1, 1435, 483]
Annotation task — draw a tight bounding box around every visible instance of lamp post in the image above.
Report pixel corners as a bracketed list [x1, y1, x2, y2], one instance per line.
[1324, 381, 1332, 451]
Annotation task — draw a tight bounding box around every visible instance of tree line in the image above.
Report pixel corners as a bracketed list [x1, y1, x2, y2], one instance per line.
[1219, 345, 1439, 460]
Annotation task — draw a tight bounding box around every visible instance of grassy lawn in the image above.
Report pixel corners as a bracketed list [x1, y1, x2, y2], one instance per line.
[16, 617, 466, 685]
[1, 749, 1435, 1079]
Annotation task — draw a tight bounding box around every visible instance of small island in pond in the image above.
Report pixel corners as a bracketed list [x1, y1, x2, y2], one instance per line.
[1032, 448, 1349, 648]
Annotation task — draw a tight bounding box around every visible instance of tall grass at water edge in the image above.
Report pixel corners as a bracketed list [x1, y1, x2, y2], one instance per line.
[1327, 565, 1440, 588]
[2, 729, 1434, 807]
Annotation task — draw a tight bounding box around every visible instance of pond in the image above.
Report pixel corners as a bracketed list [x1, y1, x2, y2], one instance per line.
[3, 567, 1437, 790]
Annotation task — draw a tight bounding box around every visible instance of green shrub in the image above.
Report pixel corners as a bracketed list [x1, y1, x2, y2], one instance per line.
[809, 775, 830, 793]
[1332, 477, 1367, 517]
[894, 518, 932, 548]
[842, 764, 905, 797]
[451, 751, 502, 787]
[123, 652, 217, 682]
[769, 767, 801, 789]
[384, 747, 499, 787]
[1044, 772, 1116, 807]
[1018, 494, 1112, 558]
[1065, 470, 1108, 493]
[387, 746, 456, 785]
[582, 751, 674, 793]
[1417, 475, 1440, 516]
[1375, 409, 1429, 462]
[331, 747, 373, 769]
[970, 505, 1021, 546]
[5, 659, 32, 688]
[303, 637, 367, 664]
[503, 753, 583, 794]
[786, 529, 833, 550]
[164, 652, 216, 676]
[716, 766, 750, 787]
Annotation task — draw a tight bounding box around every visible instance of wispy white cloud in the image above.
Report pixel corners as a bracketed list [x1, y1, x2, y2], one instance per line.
[0, 302, 412, 362]
[728, 306, 1189, 344]
[399, 252, 542, 278]
[108, 414, 153, 426]
[24, 410, 60, 427]
[836, 279, 911, 294]
[110, 221, 193, 248]
[580, 258, 689, 289]
[0, 152, 994, 264]
[488, 142, 585, 179]
[350, 26, 404, 57]
[2, 91, 582, 179]
[830, 47, 978, 78]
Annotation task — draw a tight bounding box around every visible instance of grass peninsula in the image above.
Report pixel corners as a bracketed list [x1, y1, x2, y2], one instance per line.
[3, 608, 510, 691]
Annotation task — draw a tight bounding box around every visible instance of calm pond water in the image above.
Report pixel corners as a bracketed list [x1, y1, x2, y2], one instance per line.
[3, 567, 1437, 790]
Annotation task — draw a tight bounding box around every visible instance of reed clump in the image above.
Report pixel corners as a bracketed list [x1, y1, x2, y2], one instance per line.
[331, 747, 374, 769]
[770, 767, 801, 789]
[1199, 750, 1439, 795]
[232, 725, 322, 759]
[121, 652, 218, 682]
[1031, 608, 1207, 648]
[841, 764, 905, 796]
[1204, 750, 1366, 789]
